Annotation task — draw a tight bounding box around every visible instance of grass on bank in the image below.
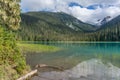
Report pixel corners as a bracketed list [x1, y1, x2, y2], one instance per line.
[17, 43, 61, 53]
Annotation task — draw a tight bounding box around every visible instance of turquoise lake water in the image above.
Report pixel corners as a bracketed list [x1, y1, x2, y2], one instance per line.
[26, 42, 120, 70]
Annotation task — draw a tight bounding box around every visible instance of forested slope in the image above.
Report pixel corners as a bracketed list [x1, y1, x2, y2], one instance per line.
[17, 12, 120, 41]
[17, 12, 96, 41]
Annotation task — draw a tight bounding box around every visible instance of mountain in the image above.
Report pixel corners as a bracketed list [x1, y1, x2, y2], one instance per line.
[94, 15, 120, 41]
[22, 12, 96, 32]
[97, 16, 111, 26]
[100, 15, 120, 28]
[16, 11, 120, 41]
[17, 11, 96, 41]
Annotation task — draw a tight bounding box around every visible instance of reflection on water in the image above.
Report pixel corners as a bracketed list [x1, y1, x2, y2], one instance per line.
[26, 42, 120, 69]
[31, 59, 120, 80]
[25, 42, 120, 79]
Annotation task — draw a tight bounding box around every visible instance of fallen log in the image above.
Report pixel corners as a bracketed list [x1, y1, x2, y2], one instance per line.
[17, 64, 63, 80]
[35, 64, 64, 71]
[17, 69, 38, 80]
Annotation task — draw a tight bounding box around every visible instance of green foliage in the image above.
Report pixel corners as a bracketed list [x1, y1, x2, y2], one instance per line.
[0, 0, 21, 30]
[17, 43, 61, 53]
[0, 26, 28, 80]
[0, 0, 29, 79]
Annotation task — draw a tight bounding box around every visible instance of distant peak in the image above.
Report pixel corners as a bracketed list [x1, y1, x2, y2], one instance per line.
[97, 16, 111, 26]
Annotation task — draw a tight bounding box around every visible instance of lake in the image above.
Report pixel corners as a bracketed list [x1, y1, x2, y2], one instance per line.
[26, 42, 120, 80]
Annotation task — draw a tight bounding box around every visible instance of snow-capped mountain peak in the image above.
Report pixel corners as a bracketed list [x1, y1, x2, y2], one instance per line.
[97, 16, 111, 26]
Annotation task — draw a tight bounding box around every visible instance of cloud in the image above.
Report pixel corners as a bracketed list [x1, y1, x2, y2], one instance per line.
[68, 5, 120, 24]
[21, 0, 56, 11]
[21, 0, 120, 25]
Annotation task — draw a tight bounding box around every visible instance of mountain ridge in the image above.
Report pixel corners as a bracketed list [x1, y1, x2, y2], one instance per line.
[17, 11, 120, 41]
[23, 11, 96, 31]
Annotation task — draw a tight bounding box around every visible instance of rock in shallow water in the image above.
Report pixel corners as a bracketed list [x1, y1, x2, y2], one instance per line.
[31, 59, 120, 80]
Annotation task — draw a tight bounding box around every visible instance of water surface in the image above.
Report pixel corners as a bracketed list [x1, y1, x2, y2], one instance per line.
[25, 42, 120, 80]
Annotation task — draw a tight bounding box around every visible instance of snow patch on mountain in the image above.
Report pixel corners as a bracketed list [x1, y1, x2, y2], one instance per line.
[66, 23, 79, 31]
[96, 16, 112, 26]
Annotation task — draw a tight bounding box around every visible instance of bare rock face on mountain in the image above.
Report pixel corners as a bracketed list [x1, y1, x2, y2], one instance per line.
[101, 16, 111, 25]
[97, 16, 111, 26]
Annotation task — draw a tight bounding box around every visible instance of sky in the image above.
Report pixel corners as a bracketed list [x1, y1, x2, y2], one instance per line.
[21, 0, 120, 25]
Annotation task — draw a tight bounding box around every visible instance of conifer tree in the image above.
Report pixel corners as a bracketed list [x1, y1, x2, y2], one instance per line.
[0, 0, 21, 30]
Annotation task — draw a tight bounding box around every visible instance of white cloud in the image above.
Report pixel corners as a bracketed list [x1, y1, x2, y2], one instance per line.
[68, 5, 120, 24]
[68, 6, 94, 22]
[21, 0, 120, 25]
[21, 0, 56, 11]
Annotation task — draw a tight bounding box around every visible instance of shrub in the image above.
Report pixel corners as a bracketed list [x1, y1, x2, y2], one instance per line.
[0, 26, 28, 80]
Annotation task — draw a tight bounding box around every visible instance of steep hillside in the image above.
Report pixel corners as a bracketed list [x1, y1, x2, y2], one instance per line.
[17, 12, 95, 41]
[17, 11, 120, 41]
[92, 15, 120, 41]
[100, 15, 120, 29]
[25, 12, 96, 31]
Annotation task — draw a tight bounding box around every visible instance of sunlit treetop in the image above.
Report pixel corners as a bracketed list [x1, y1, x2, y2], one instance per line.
[0, 0, 21, 30]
